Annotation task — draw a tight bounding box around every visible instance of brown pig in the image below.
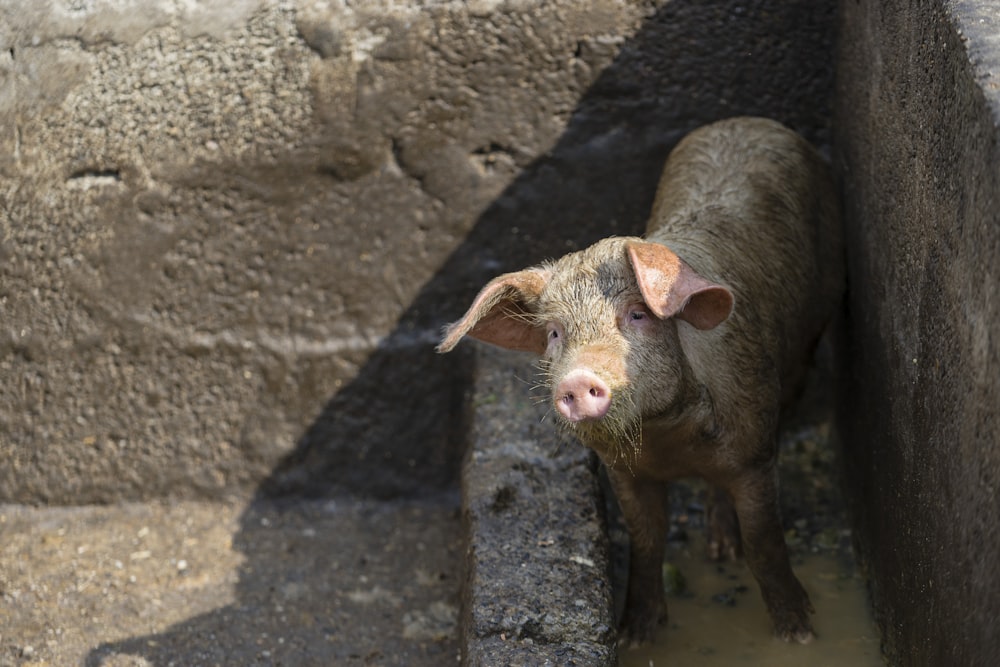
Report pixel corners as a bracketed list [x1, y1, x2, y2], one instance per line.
[437, 116, 844, 647]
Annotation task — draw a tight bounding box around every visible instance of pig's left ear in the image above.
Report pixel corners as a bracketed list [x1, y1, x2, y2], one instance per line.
[626, 240, 734, 330]
[437, 269, 550, 354]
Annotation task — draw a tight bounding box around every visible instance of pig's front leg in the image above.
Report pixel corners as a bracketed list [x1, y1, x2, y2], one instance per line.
[607, 469, 670, 647]
[729, 465, 815, 643]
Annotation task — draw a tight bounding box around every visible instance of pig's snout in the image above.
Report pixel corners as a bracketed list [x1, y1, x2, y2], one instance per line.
[555, 369, 611, 422]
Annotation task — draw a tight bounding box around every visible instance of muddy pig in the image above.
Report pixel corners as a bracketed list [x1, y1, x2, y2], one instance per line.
[437, 117, 844, 647]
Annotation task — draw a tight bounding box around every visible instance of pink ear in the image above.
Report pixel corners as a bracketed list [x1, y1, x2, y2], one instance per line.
[626, 241, 734, 330]
[437, 269, 549, 354]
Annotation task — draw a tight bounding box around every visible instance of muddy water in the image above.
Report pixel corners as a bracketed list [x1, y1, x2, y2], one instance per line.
[619, 538, 882, 666]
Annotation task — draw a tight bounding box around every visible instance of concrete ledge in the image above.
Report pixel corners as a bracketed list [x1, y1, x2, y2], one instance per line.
[460, 347, 616, 666]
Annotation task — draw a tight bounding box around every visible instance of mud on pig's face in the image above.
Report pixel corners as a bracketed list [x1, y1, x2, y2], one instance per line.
[437, 237, 734, 451]
[534, 239, 673, 447]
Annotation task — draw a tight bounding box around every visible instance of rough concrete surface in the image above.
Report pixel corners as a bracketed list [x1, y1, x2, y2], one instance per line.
[835, 1, 1000, 665]
[0, 494, 462, 666]
[0, 0, 836, 504]
[462, 348, 616, 666]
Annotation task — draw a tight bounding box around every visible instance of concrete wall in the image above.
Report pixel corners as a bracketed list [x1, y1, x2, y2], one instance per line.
[1, 0, 836, 505]
[835, 1, 1000, 665]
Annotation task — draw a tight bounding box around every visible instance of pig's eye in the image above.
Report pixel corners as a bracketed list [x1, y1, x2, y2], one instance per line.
[624, 305, 653, 330]
[627, 305, 649, 321]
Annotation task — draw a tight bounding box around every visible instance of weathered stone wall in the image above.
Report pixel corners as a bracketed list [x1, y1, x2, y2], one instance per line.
[835, 1, 1000, 665]
[1, 0, 836, 504]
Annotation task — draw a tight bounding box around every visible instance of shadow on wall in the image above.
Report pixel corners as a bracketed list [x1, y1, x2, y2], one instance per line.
[86, 1, 835, 664]
[260, 0, 837, 502]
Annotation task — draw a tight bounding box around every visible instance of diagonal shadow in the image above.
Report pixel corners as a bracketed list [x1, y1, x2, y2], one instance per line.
[87, 1, 835, 664]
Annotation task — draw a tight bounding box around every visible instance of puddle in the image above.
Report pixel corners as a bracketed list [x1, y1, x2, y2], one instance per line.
[619, 536, 882, 666]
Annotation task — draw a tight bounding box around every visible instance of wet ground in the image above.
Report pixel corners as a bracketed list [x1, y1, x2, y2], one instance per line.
[614, 405, 883, 666]
[619, 543, 880, 666]
[0, 494, 461, 667]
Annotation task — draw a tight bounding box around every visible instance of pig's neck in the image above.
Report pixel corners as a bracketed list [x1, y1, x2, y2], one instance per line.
[648, 370, 719, 435]
[673, 324, 747, 437]
[676, 320, 780, 455]
[644, 350, 715, 433]
[604, 378, 719, 480]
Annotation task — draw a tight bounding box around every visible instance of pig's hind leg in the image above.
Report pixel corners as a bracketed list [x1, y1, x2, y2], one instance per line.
[607, 469, 670, 647]
[729, 465, 815, 643]
[706, 485, 742, 561]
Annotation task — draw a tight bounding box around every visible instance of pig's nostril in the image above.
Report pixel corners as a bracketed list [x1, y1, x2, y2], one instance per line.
[555, 370, 611, 422]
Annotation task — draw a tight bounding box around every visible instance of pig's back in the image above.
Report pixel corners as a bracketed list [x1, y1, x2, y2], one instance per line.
[645, 117, 843, 391]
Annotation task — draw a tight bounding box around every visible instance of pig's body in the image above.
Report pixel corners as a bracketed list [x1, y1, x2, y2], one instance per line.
[647, 117, 842, 414]
[439, 117, 844, 647]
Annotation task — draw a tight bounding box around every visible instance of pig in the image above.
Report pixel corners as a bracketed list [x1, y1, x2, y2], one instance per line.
[437, 116, 844, 647]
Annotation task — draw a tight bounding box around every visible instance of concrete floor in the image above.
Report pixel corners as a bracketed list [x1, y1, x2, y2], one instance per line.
[0, 494, 461, 667]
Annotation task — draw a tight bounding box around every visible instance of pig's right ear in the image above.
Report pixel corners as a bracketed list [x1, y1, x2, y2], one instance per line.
[627, 240, 734, 330]
[437, 270, 549, 354]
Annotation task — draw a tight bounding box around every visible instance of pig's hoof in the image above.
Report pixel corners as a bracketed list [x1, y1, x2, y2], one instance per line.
[706, 533, 741, 562]
[617, 608, 666, 648]
[617, 623, 657, 649]
[772, 612, 815, 644]
[777, 625, 815, 644]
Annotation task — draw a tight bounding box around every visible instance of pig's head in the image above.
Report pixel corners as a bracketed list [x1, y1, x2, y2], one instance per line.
[438, 238, 734, 460]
